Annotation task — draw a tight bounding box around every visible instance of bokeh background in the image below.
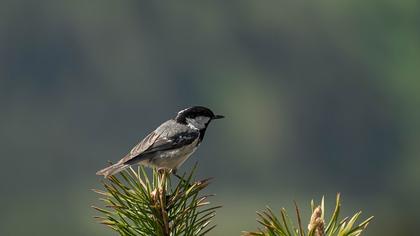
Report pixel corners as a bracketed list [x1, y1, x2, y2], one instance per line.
[1, 1, 419, 235]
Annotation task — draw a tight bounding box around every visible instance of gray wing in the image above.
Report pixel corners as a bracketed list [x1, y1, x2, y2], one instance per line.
[143, 131, 199, 153]
[119, 129, 162, 164]
[120, 120, 198, 165]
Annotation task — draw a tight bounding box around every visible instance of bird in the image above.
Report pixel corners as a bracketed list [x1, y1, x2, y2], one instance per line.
[96, 106, 224, 178]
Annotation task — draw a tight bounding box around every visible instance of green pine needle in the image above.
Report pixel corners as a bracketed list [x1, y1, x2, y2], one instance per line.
[92, 165, 220, 236]
[243, 193, 373, 236]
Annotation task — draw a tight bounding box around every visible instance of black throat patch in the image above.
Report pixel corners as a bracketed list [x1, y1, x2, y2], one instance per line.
[198, 128, 207, 142]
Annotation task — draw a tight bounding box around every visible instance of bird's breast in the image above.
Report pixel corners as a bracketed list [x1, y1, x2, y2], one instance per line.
[149, 138, 199, 169]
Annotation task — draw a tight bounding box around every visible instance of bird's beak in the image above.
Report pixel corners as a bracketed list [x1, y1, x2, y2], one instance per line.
[213, 115, 225, 120]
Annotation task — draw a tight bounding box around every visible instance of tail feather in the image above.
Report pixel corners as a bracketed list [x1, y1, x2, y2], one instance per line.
[96, 163, 128, 178]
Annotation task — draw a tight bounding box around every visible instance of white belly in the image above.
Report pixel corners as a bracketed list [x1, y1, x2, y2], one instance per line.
[142, 139, 199, 170]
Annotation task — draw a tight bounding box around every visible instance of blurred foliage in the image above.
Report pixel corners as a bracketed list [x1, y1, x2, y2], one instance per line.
[244, 194, 373, 236]
[93, 166, 218, 236]
[0, 0, 419, 235]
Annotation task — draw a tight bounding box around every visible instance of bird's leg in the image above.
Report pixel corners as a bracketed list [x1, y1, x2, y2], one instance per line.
[171, 169, 182, 180]
[171, 169, 192, 188]
[158, 168, 166, 176]
[171, 168, 182, 180]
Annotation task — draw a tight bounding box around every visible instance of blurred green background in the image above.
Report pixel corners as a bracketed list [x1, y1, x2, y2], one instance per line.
[1, 0, 419, 235]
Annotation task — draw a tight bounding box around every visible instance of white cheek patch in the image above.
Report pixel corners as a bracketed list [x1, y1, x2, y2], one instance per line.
[186, 116, 210, 129]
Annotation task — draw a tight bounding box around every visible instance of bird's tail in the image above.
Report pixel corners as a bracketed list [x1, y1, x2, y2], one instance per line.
[96, 162, 128, 178]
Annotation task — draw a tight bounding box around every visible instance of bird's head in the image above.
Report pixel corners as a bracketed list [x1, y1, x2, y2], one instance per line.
[175, 106, 224, 129]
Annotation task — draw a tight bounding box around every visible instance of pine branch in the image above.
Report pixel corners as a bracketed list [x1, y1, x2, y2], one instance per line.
[92, 166, 373, 235]
[243, 193, 373, 236]
[92, 165, 220, 236]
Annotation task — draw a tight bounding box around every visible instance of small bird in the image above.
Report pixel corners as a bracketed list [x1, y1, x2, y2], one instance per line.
[96, 106, 224, 178]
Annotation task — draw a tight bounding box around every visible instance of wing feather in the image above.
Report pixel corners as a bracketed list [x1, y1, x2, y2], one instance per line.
[144, 131, 199, 153]
[120, 130, 163, 164]
[119, 120, 199, 165]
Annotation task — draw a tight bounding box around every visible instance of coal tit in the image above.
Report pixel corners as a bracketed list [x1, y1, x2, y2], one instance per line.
[96, 106, 224, 178]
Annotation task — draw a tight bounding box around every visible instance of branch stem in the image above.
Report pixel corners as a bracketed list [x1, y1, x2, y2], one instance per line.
[159, 170, 170, 236]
